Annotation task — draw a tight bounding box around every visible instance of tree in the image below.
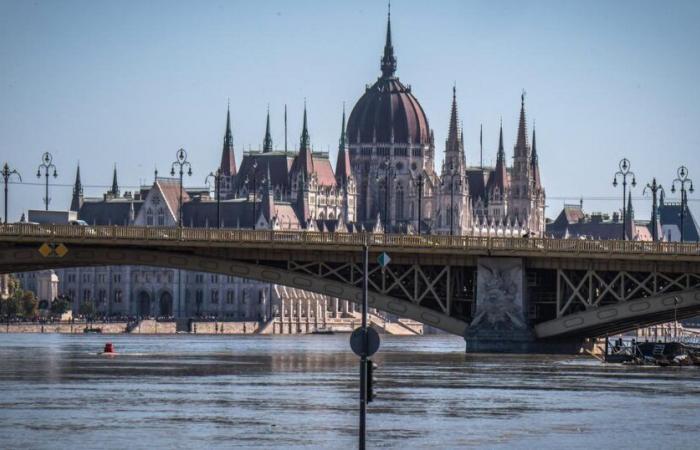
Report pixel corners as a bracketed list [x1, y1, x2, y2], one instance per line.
[21, 291, 38, 318]
[50, 296, 70, 316]
[78, 300, 95, 318]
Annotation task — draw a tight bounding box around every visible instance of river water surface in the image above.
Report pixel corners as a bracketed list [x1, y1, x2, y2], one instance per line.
[0, 334, 699, 449]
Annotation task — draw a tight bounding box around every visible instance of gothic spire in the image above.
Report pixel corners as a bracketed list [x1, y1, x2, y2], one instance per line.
[531, 125, 542, 190]
[497, 119, 505, 163]
[70, 164, 83, 212]
[380, 3, 397, 78]
[515, 91, 529, 156]
[336, 105, 352, 185]
[263, 105, 273, 153]
[111, 164, 119, 197]
[220, 102, 237, 176]
[295, 103, 314, 178]
[300, 102, 310, 151]
[447, 85, 460, 147]
[444, 85, 465, 174]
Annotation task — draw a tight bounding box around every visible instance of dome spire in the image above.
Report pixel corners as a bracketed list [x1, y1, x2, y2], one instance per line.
[380, 2, 397, 78]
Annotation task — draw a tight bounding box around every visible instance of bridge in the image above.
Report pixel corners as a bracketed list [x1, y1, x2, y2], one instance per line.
[2, 223, 699, 352]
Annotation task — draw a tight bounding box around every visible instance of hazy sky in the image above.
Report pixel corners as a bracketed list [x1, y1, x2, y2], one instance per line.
[1, 0, 699, 224]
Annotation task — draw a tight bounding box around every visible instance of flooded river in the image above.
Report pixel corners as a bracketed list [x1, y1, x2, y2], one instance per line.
[0, 334, 699, 449]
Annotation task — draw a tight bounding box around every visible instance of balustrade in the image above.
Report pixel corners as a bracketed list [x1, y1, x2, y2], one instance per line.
[0, 223, 698, 257]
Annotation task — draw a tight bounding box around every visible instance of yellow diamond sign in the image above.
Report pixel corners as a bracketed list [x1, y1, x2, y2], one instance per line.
[38, 243, 68, 258]
[55, 243, 68, 257]
[38, 243, 52, 257]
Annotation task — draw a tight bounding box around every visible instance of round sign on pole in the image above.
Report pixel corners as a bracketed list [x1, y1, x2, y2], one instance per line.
[350, 327, 381, 357]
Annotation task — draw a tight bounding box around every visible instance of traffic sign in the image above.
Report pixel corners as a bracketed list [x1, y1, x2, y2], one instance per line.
[350, 327, 381, 357]
[377, 252, 391, 268]
[38, 243, 68, 258]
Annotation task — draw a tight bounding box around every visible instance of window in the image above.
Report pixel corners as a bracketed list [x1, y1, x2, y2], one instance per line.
[210, 274, 218, 283]
[394, 147, 408, 157]
[211, 290, 219, 304]
[361, 147, 372, 156]
[195, 274, 204, 284]
[146, 208, 154, 226]
[82, 274, 90, 282]
[114, 274, 121, 283]
[114, 289, 122, 304]
[226, 290, 235, 305]
[157, 208, 165, 226]
[412, 148, 423, 157]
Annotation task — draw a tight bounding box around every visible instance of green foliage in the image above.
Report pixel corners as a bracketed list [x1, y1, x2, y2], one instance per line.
[50, 297, 70, 316]
[21, 291, 38, 318]
[78, 300, 95, 317]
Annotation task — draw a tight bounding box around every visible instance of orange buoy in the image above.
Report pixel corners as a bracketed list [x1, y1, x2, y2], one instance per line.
[103, 342, 114, 353]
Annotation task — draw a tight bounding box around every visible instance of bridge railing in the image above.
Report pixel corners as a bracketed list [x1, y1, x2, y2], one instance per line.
[1, 223, 699, 257]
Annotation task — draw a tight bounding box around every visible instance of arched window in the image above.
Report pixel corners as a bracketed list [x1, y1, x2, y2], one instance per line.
[146, 208, 153, 226]
[157, 208, 165, 226]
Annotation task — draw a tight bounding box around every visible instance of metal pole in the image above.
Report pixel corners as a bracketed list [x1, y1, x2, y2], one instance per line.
[45, 170, 49, 211]
[216, 172, 221, 229]
[359, 241, 368, 450]
[681, 188, 685, 242]
[622, 178, 626, 241]
[3, 177, 6, 224]
[417, 175, 422, 235]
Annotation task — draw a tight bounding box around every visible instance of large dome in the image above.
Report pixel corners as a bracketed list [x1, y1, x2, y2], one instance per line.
[347, 78, 430, 145]
[346, 12, 431, 146]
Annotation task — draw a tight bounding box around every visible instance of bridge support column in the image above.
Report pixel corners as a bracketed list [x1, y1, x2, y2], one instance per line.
[465, 257, 583, 354]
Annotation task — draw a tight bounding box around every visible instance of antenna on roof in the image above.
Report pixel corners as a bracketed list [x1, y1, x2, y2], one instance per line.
[480, 123, 483, 169]
[284, 104, 288, 154]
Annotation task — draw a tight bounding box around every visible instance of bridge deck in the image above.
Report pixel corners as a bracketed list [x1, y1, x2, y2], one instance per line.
[1, 224, 699, 262]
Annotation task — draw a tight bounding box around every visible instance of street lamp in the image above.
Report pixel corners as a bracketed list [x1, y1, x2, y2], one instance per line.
[205, 169, 223, 229]
[412, 172, 424, 235]
[1, 163, 22, 224]
[441, 164, 461, 236]
[36, 152, 57, 211]
[671, 166, 694, 242]
[244, 160, 258, 230]
[643, 178, 664, 242]
[612, 158, 636, 241]
[170, 148, 192, 228]
[376, 158, 395, 234]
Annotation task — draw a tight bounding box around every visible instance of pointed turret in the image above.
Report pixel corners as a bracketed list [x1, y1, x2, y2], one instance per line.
[295, 104, 314, 176]
[443, 85, 465, 173]
[220, 103, 237, 176]
[335, 106, 352, 186]
[111, 164, 119, 197]
[531, 125, 541, 190]
[263, 106, 273, 153]
[70, 164, 83, 212]
[515, 92, 529, 157]
[380, 4, 397, 78]
[488, 121, 508, 196]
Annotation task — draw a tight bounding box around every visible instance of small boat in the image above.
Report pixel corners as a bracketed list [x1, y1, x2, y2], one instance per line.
[83, 327, 102, 333]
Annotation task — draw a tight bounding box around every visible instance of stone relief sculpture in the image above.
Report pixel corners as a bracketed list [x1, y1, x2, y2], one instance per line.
[471, 259, 526, 330]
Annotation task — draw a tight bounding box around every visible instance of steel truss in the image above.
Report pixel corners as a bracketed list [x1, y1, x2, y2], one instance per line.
[556, 269, 700, 317]
[287, 260, 475, 319]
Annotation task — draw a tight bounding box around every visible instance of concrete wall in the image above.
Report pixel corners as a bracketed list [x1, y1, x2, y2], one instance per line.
[190, 321, 260, 334]
[0, 322, 129, 334]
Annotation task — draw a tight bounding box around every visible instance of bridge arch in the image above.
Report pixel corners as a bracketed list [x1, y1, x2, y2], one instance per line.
[0, 246, 468, 336]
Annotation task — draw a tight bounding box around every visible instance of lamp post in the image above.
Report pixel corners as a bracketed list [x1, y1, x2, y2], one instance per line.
[206, 169, 223, 229]
[376, 158, 394, 234]
[612, 158, 636, 241]
[245, 160, 258, 230]
[643, 178, 664, 242]
[1, 163, 21, 224]
[170, 148, 192, 228]
[413, 172, 424, 235]
[671, 166, 694, 242]
[36, 152, 57, 211]
[441, 164, 461, 236]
